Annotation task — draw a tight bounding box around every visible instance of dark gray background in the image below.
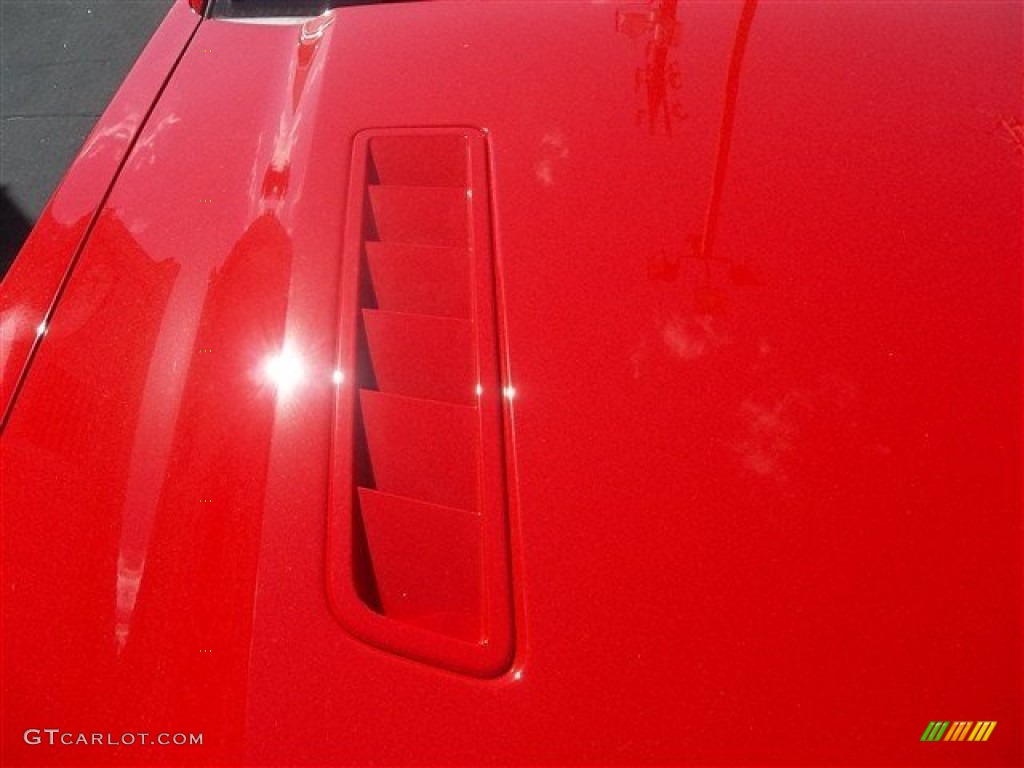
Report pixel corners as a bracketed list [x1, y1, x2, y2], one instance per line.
[1, 0, 173, 278]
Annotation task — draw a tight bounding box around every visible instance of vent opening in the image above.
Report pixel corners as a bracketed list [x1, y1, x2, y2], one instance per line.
[329, 128, 514, 676]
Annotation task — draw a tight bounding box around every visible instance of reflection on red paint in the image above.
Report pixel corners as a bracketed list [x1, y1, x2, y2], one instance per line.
[618, 0, 686, 136]
[2, 0, 1020, 765]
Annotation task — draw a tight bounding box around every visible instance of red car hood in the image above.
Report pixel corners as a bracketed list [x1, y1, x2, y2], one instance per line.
[3, 1, 1021, 764]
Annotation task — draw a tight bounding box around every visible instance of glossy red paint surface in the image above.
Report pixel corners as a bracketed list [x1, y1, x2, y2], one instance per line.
[2, 1, 1021, 765]
[0, 0, 200, 425]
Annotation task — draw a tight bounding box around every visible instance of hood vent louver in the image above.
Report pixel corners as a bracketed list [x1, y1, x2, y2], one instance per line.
[329, 129, 514, 676]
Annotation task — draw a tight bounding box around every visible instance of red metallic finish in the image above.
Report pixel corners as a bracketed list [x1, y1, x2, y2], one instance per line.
[2, 1, 1021, 765]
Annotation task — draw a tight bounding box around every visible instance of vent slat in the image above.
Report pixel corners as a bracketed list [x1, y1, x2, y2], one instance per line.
[363, 309, 476, 405]
[357, 487, 481, 642]
[360, 389, 478, 511]
[365, 242, 472, 318]
[368, 186, 469, 248]
[369, 134, 468, 187]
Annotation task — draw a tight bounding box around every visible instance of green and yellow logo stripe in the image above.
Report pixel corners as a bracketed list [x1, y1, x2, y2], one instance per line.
[921, 721, 996, 742]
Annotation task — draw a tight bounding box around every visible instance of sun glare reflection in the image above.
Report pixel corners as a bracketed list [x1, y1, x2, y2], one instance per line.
[264, 347, 306, 398]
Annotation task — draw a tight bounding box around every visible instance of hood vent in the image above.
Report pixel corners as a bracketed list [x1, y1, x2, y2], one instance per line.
[329, 129, 514, 676]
